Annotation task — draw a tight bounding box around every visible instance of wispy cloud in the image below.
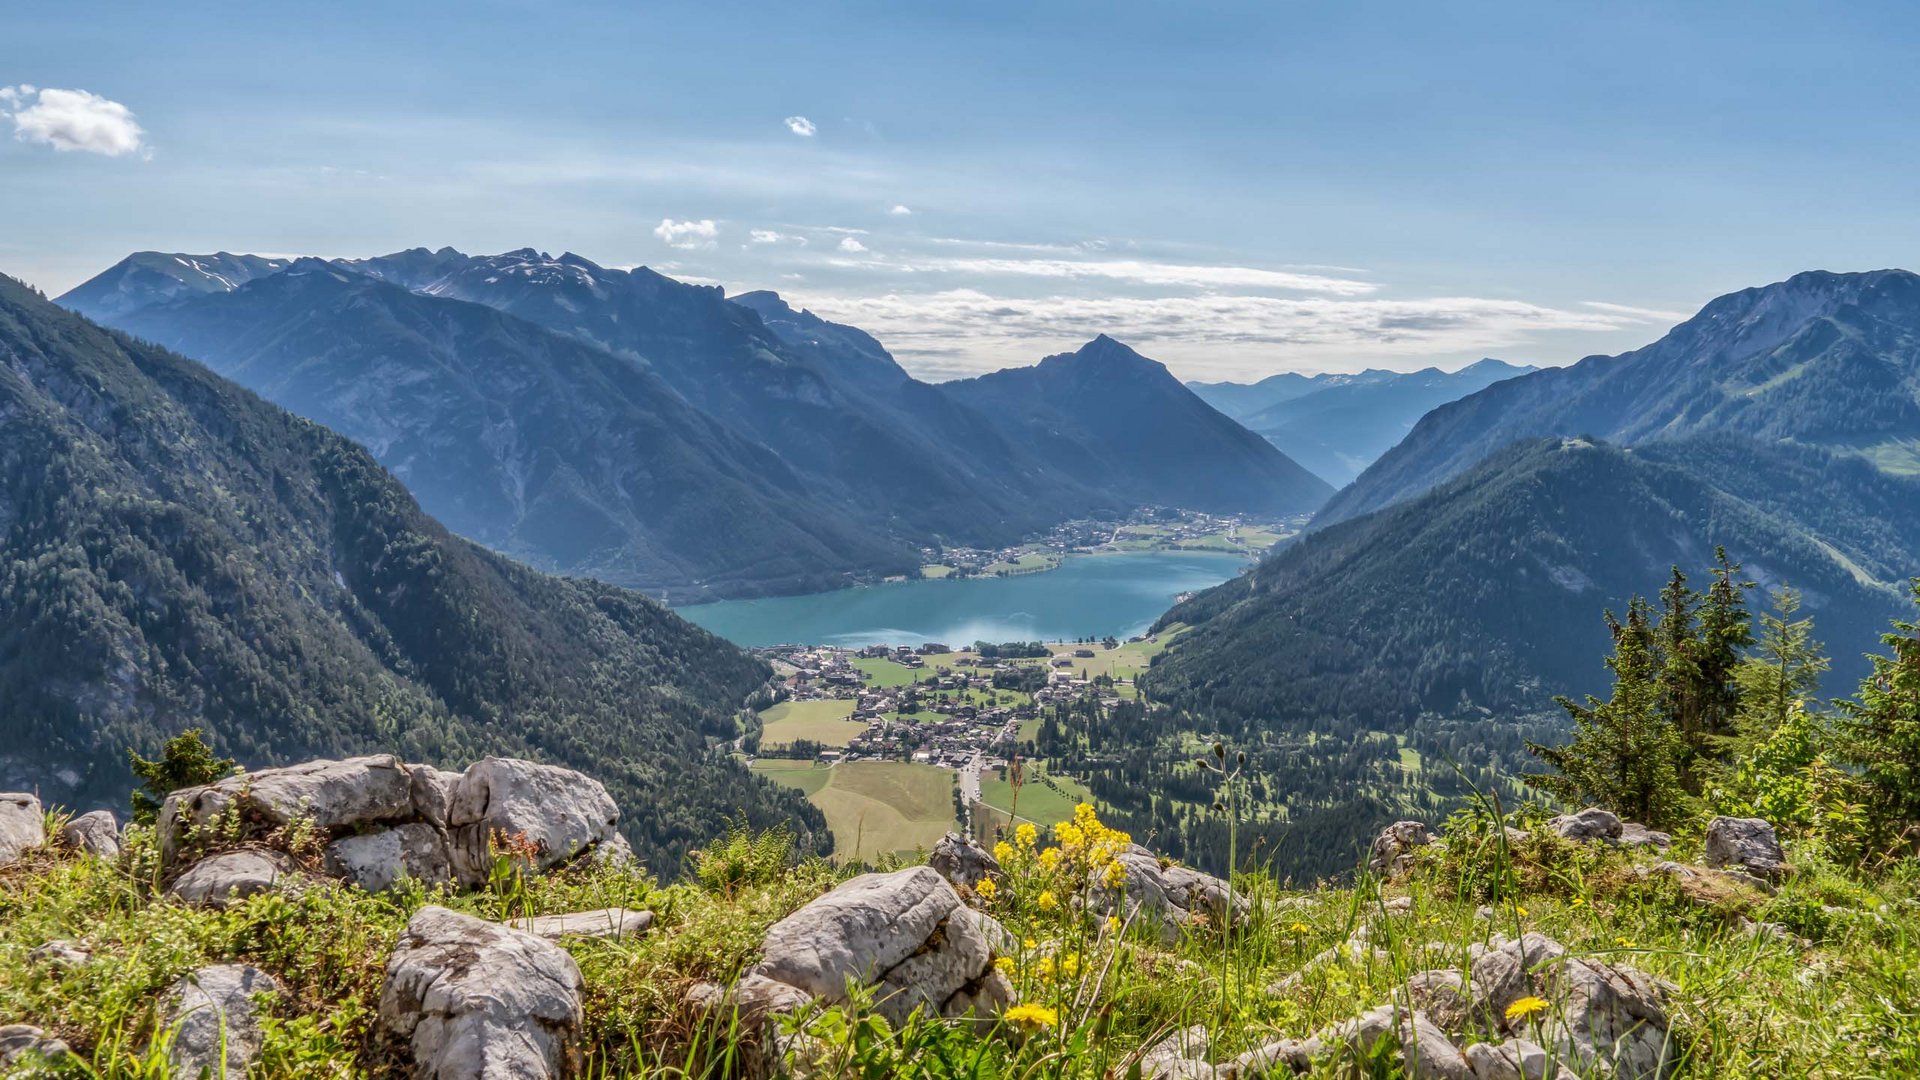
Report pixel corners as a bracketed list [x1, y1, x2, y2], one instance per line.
[823, 253, 1377, 295]
[1580, 300, 1691, 323]
[783, 115, 817, 137]
[837, 237, 869, 254]
[2, 85, 147, 157]
[653, 217, 718, 250]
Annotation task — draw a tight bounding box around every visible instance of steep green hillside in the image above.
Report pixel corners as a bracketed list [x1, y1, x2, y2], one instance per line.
[0, 275, 824, 869]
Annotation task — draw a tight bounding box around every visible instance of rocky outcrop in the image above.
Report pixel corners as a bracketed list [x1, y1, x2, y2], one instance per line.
[928, 831, 1002, 890]
[162, 964, 280, 1077]
[158, 755, 631, 899]
[1370, 821, 1434, 879]
[0, 793, 44, 867]
[168, 850, 297, 909]
[1468, 933, 1673, 1079]
[747, 866, 1013, 1027]
[1704, 816, 1786, 882]
[1464, 1037, 1579, 1080]
[56, 809, 121, 859]
[0, 1024, 72, 1067]
[379, 905, 585, 1079]
[1547, 808, 1670, 851]
[1096, 846, 1248, 941]
[510, 908, 655, 941]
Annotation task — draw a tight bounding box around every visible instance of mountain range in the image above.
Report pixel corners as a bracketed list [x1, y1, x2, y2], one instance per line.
[62, 248, 1329, 598]
[0, 274, 824, 869]
[1188, 359, 1535, 485]
[1320, 269, 1920, 525]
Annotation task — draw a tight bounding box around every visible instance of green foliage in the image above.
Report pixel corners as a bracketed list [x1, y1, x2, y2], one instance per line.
[689, 821, 797, 898]
[1836, 579, 1920, 856]
[126, 728, 236, 825]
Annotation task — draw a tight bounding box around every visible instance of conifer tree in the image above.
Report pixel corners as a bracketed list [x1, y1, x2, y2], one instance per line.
[1527, 596, 1689, 827]
[1721, 585, 1828, 760]
[1837, 580, 1920, 849]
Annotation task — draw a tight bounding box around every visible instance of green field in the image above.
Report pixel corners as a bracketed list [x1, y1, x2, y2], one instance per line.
[757, 698, 864, 748]
[983, 552, 1058, 575]
[976, 764, 1096, 829]
[1042, 625, 1187, 682]
[756, 760, 957, 861]
[850, 655, 925, 687]
[747, 757, 835, 797]
[919, 564, 956, 578]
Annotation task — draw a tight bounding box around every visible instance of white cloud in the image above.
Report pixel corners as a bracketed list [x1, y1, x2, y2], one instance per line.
[1580, 300, 1691, 323]
[824, 253, 1376, 295]
[2, 85, 147, 156]
[653, 217, 718, 250]
[888, 204, 912, 216]
[838, 237, 869, 254]
[783, 115, 817, 137]
[749, 229, 785, 244]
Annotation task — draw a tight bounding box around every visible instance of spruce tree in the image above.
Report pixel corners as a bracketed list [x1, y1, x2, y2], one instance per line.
[1721, 585, 1828, 761]
[1836, 580, 1920, 849]
[1527, 596, 1689, 827]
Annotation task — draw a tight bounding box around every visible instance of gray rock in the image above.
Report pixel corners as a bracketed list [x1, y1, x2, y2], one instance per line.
[168, 850, 295, 909]
[28, 940, 91, 968]
[1464, 1037, 1579, 1080]
[751, 866, 1011, 1026]
[324, 823, 453, 893]
[1615, 822, 1673, 851]
[160, 755, 417, 865]
[1407, 969, 1472, 1033]
[379, 905, 585, 1079]
[510, 908, 655, 941]
[1369, 821, 1434, 879]
[1229, 1038, 1314, 1076]
[1093, 847, 1248, 942]
[57, 809, 120, 859]
[0, 1024, 72, 1067]
[409, 766, 464, 828]
[0, 793, 44, 867]
[162, 964, 280, 1077]
[1140, 1025, 1212, 1077]
[1318, 1005, 1471, 1079]
[1468, 932, 1673, 1080]
[446, 757, 622, 886]
[1705, 816, 1787, 882]
[1548, 807, 1621, 842]
[687, 973, 818, 1080]
[1647, 859, 1775, 896]
[928, 831, 1002, 890]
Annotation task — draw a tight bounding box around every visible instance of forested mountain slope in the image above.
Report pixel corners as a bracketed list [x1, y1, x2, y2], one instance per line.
[104, 261, 910, 598]
[1147, 435, 1915, 730]
[1322, 269, 1920, 524]
[0, 275, 824, 869]
[944, 336, 1334, 515]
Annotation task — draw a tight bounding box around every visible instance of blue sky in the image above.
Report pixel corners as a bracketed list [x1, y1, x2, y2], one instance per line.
[5, 0, 1918, 380]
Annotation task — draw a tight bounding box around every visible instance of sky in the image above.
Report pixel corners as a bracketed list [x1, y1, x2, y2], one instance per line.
[5, 1, 1920, 382]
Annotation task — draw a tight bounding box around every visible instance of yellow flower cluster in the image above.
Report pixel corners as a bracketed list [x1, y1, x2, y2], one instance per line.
[1004, 1003, 1058, 1029]
[975, 877, 998, 902]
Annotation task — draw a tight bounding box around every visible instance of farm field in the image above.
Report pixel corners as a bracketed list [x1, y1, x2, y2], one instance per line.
[983, 552, 1058, 575]
[757, 698, 864, 748]
[975, 764, 1096, 829]
[850, 655, 923, 687]
[1041, 625, 1189, 681]
[756, 760, 957, 861]
[746, 757, 834, 797]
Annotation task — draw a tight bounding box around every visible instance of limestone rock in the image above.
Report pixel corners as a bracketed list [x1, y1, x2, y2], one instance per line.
[1705, 816, 1787, 882]
[169, 850, 295, 909]
[28, 940, 91, 968]
[162, 964, 280, 1078]
[446, 757, 622, 886]
[1616, 822, 1673, 851]
[56, 809, 120, 859]
[1468, 932, 1673, 1080]
[1140, 1025, 1212, 1078]
[686, 974, 817, 1080]
[379, 905, 584, 1079]
[1319, 1005, 1472, 1080]
[511, 908, 655, 941]
[928, 831, 1002, 890]
[751, 866, 1011, 1026]
[0, 1024, 72, 1067]
[0, 793, 44, 867]
[1464, 1037, 1579, 1080]
[1095, 847, 1247, 942]
[1548, 808, 1621, 842]
[159, 755, 417, 865]
[1407, 969, 1472, 1033]
[1370, 821, 1434, 879]
[324, 823, 453, 893]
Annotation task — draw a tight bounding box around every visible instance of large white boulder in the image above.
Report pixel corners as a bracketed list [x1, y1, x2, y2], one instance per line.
[1469, 932, 1673, 1080]
[928, 831, 1002, 891]
[750, 866, 1012, 1026]
[0, 793, 44, 867]
[162, 964, 280, 1077]
[1094, 846, 1248, 942]
[379, 905, 585, 1079]
[324, 823, 454, 893]
[168, 850, 296, 909]
[56, 809, 120, 859]
[446, 757, 622, 886]
[1704, 816, 1786, 882]
[159, 755, 417, 865]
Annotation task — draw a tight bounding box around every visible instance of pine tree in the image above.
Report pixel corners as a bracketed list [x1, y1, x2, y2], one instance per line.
[1836, 580, 1920, 850]
[1720, 586, 1828, 761]
[128, 728, 237, 825]
[1527, 596, 1690, 827]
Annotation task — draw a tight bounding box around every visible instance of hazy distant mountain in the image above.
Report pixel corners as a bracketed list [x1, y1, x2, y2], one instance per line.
[0, 274, 824, 867]
[56, 251, 292, 322]
[1188, 360, 1535, 485]
[944, 336, 1335, 516]
[104, 260, 913, 598]
[1321, 270, 1920, 525]
[1148, 434, 1916, 730]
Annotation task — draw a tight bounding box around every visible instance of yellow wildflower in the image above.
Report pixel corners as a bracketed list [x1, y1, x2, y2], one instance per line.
[1004, 1003, 1058, 1029]
[1038, 955, 1056, 979]
[1514, 905, 1529, 918]
[994, 841, 1014, 864]
[975, 878, 998, 902]
[1061, 952, 1081, 978]
[1023, 938, 1038, 950]
[1015, 822, 1038, 849]
[1106, 915, 1122, 934]
[1287, 922, 1312, 935]
[993, 956, 1015, 975]
[1038, 848, 1063, 872]
[1054, 822, 1085, 853]
[1101, 859, 1128, 889]
[1037, 890, 1059, 912]
[1505, 996, 1550, 1023]
[1616, 937, 1635, 949]
[1570, 897, 1585, 908]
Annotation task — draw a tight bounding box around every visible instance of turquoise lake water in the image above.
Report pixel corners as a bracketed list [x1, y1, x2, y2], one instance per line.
[676, 550, 1247, 648]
